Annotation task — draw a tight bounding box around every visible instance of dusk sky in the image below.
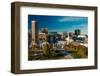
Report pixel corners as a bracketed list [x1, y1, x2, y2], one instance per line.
[28, 15, 88, 34]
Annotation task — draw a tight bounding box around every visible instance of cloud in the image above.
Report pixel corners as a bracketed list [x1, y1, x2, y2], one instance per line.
[59, 17, 86, 22]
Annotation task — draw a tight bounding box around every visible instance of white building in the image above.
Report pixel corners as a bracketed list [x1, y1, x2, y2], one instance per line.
[32, 21, 38, 43]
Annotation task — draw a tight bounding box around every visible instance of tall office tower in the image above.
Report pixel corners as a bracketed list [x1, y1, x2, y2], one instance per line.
[32, 21, 38, 43]
[63, 32, 68, 38]
[42, 28, 48, 34]
[69, 32, 74, 38]
[48, 32, 57, 44]
[75, 29, 81, 36]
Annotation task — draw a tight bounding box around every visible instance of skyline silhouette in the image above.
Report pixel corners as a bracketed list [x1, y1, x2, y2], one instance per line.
[28, 15, 88, 34]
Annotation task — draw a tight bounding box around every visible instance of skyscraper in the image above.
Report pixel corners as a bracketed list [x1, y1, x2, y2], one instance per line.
[48, 32, 57, 44]
[63, 32, 68, 38]
[42, 28, 48, 34]
[69, 32, 74, 39]
[75, 29, 81, 36]
[32, 21, 38, 43]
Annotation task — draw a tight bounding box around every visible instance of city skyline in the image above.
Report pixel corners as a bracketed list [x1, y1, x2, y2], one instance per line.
[28, 15, 88, 34]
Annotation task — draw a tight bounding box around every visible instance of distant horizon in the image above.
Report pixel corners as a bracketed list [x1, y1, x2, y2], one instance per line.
[28, 15, 88, 35]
